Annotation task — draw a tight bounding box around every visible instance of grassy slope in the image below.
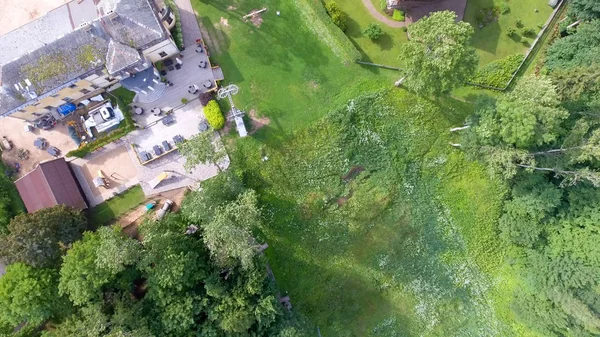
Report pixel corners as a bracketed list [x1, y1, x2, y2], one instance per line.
[88, 185, 145, 226]
[193, 0, 536, 335]
[464, 0, 553, 65]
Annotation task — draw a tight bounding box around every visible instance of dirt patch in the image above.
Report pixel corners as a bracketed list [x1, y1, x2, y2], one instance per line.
[308, 80, 319, 90]
[248, 109, 270, 135]
[245, 9, 264, 28]
[219, 17, 230, 27]
[336, 197, 349, 206]
[342, 166, 365, 183]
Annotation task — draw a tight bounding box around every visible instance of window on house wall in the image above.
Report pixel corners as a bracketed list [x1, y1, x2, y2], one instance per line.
[80, 88, 91, 94]
[50, 93, 60, 97]
[62, 97, 72, 102]
[90, 84, 99, 89]
[44, 106, 53, 110]
[104, 77, 112, 82]
[69, 84, 77, 89]
[159, 51, 168, 58]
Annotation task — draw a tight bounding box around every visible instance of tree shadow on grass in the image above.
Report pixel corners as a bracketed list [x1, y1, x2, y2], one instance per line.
[374, 33, 394, 51]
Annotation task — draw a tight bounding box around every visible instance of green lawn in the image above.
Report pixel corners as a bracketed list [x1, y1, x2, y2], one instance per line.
[331, 0, 408, 70]
[464, 0, 554, 65]
[88, 185, 145, 226]
[191, 0, 536, 335]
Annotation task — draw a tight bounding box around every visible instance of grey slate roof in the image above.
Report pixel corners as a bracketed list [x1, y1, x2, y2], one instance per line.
[106, 40, 142, 75]
[0, 0, 169, 116]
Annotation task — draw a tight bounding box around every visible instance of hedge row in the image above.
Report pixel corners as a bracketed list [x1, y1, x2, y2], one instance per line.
[204, 100, 225, 130]
[470, 54, 524, 88]
[165, 0, 184, 50]
[66, 89, 136, 158]
[292, 0, 361, 64]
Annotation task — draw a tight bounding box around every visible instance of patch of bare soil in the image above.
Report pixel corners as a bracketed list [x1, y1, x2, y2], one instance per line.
[248, 109, 271, 135]
[342, 166, 365, 183]
[220, 17, 230, 27]
[336, 197, 349, 206]
[245, 9, 264, 27]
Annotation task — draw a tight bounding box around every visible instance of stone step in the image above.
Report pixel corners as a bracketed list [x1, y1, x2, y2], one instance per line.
[134, 83, 167, 104]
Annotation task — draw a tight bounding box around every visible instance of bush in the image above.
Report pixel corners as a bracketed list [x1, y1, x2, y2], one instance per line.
[506, 26, 516, 37]
[515, 19, 523, 28]
[165, 0, 184, 50]
[402, 26, 408, 32]
[499, 2, 510, 14]
[470, 54, 524, 88]
[199, 92, 213, 106]
[181, 98, 188, 104]
[362, 23, 384, 40]
[521, 27, 536, 38]
[392, 9, 405, 22]
[203, 100, 225, 130]
[325, 3, 348, 31]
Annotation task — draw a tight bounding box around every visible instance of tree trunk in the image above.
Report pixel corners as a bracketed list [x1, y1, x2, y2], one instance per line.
[449, 125, 470, 132]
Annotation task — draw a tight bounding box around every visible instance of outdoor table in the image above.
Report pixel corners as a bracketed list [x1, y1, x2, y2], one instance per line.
[34, 138, 46, 149]
[195, 45, 203, 53]
[151, 108, 161, 116]
[198, 60, 207, 68]
[198, 121, 209, 132]
[203, 80, 212, 88]
[162, 141, 171, 151]
[162, 115, 175, 125]
[134, 107, 144, 115]
[188, 85, 198, 94]
[47, 146, 59, 157]
[153, 145, 163, 156]
[164, 58, 174, 67]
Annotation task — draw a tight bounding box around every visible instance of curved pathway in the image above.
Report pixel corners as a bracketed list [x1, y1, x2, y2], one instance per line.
[361, 0, 406, 28]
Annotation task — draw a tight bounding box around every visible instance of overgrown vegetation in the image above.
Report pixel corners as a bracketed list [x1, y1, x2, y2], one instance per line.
[66, 87, 136, 158]
[470, 53, 523, 88]
[0, 162, 25, 233]
[88, 185, 145, 226]
[203, 100, 225, 130]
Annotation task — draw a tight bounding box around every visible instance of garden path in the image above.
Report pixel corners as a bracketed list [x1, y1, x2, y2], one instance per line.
[361, 0, 406, 28]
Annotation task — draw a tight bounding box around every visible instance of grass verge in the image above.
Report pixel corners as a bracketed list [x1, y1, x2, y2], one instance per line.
[88, 185, 145, 226]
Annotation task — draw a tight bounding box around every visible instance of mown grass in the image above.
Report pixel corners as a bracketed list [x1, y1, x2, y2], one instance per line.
[88, 185, 145, 226]
[465, 0, 554, 65]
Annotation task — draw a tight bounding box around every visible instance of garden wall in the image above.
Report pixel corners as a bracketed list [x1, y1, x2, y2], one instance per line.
[293, 0, 361, 64]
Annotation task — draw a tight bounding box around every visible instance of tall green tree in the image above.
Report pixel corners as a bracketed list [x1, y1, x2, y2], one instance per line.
[202, 190, 263, 270]
[0, 205, 87, 268]
[546, 20, 600, 71]
[568, 0, 600, 20]
[179, 131, 227, 171]
[0, 263, 68, 329]
[398, 10, 478, 96]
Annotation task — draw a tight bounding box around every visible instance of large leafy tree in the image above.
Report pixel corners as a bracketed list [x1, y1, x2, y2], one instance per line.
[495, 76, 569, 148]
[179, 131, 227, 171]
[59, 227, 140, 306]
[568, 0, 600, 20]
[398, 10, 478, 96]
[0, 205, 87, 268]
[0, 263, 68, 328]
[546, 20, 600, 71]
[202, 190, 262, 270]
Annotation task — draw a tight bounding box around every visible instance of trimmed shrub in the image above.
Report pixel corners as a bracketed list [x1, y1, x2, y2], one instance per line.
[325, 3, 347, 31]
[181, 98, 188, 104]
[362, 23, 384, 40]
[204, 100, 225, 130]
[521, 27, 536, 38]
[499, 2, 510, 14]
[515, 19, 523, 28]
[470, 54, 524, 88]
[506, 27, 516, 37]
[199, 92, 213, 106]
[392, 9, 405, 22]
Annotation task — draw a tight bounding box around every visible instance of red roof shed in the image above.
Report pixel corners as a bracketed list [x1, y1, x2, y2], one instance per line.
[15, 158, 87, 213]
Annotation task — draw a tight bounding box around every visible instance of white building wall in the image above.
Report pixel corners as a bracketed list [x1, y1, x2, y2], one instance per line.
[142, 39, 179, 63]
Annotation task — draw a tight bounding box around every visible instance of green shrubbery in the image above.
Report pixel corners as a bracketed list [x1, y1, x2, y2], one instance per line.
[165, 0, 184, 49]
[392, 9, 405, 22]
[470, 54, 524, 88]
[325, 2, 348, 32]
[362, 23, 384, 40]
[292, 0, 361, 63]
[204, 100, 225, 130]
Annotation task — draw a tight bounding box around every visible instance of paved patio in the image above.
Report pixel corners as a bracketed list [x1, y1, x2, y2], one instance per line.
[70, 100, 227, 206]
[172, 0, 203, 48]
[132, 47, 217, 118]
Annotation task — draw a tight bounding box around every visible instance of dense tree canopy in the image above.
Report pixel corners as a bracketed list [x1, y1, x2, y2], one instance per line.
[399, 10, 478, 95]
[0, 206, 87, 268]
[545, 20, 600, 71]
[0, 263, 67, 329]
[568, 0, 600, 20]
[179, 131, 227, 171]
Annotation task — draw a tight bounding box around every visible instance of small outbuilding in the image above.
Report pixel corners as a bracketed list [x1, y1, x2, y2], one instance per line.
[15, 158, 88, 213]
